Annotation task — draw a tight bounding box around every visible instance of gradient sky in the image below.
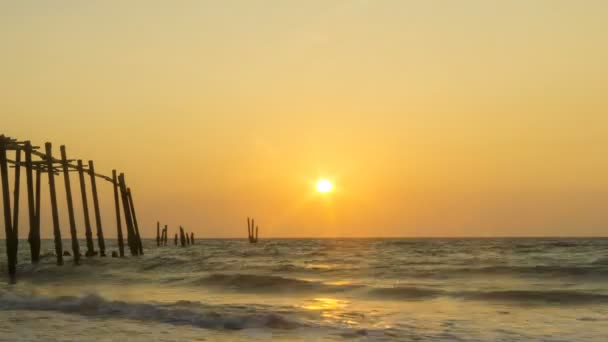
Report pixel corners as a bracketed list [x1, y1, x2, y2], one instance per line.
[2, 1, 608, 237]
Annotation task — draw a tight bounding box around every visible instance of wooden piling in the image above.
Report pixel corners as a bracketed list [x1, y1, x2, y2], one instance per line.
[112, 170, 125, 257]
[25, 142, 40, 263]
[32, 168, 42, 262]
[179, 226, 186, 247]
[174, 233, 178, 245]
[191, 232, 194, 245]
[163, 225, 168, 245]
[118, 173, 137, 255]
[61, 146, 80, 265]
[88, 161, 106, 256]
[0, 138, 18, 281]
[127, 188, 143, 255]
[156, 221, 160, 247]
[11, 149, 21, 265]
[45, 142, 63, 265]
[78, 160, 95, 256]
[186, 232, 190, 245]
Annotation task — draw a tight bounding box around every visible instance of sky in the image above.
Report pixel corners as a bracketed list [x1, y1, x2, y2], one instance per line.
[1, 0, 608, 238]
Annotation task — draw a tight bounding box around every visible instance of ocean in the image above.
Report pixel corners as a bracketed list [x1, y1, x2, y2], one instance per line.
[0, 238, 607, 341]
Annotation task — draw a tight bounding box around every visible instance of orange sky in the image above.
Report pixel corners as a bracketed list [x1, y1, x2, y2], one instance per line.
[2, 1, 608, 237]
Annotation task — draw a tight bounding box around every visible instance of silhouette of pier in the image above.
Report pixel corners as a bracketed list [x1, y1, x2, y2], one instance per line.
[0, 135, 144, 283]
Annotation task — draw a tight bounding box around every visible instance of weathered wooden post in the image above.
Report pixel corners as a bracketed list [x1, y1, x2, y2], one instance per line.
[11, 149, 21, 265]
[179, 226, 186, 247]
[156, 221, 160, 246]
[77, 160, 95, 256]
[88, 160, 106, 256]
[30, 168, 42, 262]
[60, 146, 80, 264]
[163, 225, 168, 245]
[186, 232, 190, 245]
[45, 142, 63, 265]
[118, 173, 138, 255]
[191, 232, 194, 245]
[127, 188, 143, 255]
[0, 137, 18, 281]
[25, 142, 40, 263]
[112, 170, 125, 257]
[174, 233, 178, 246]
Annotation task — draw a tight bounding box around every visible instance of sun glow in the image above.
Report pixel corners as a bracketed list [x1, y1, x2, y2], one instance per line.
[316, 179, 334, 193]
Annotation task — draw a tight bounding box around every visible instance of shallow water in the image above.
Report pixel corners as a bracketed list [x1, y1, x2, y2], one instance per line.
[1, 238, 607, 341]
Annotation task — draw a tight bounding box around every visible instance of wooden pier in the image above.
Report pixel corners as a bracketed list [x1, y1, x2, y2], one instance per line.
[0, 135, 144, 283]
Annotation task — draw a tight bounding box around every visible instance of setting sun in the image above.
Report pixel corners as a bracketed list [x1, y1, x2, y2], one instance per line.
[316, 179, 334, 193]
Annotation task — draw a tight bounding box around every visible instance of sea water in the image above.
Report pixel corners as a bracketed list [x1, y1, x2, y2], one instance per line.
[0, 238, 607, 341]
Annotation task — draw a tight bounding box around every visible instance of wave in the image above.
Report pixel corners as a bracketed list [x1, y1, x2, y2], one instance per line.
[366, 286, 608, 305]
[0, 291, 301, 330]
[191, 273, 362, 293]
[458, 290, 608, 305]
[368, 286, 443, 300]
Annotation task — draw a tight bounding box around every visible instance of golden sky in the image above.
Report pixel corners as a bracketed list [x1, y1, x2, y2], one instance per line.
[2, 1, 608, 237]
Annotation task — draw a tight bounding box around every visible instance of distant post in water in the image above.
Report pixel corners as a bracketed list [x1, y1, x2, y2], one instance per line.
[186, 232, 190, 245]
[112, 170, 125, 257]
[46, 143, 63, 265]
[60, 146, 80, 264]
[156, 221, 160, 246]
[191, 232, 194, 245]
[174, 233, 178, 246]
[179, 226, 186, 247]
[88, 160, 106, 256]
[247, 217, 259, 243]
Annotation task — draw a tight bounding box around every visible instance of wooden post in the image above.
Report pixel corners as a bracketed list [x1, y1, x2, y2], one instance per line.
[45, 142, 63, 265]
[156, 221, 160, 247]
[127, 188, 143, 255]
[11, 149, 21, 264]
[118, 173, 137, 256]
[112, 170, 125, 257]
[255, 225, 259, 242]
[163, 225, 168, 245]
[247, 217, 251, 242]
[25, 142, 40, 263]
[88, 160, 105, 256]
[186, 232, 190, 245]
[180, 226, 186, 247]
[60, 146, 80, 264]
[0, 138, 17, 281]
[78, 160, 95, 256]
[32, 168, 41, 262]
[191, 232, 194, 245]
[174, 233, 178, 246]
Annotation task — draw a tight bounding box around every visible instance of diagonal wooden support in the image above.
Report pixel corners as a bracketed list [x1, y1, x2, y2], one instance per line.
[127, 188, 144, 255]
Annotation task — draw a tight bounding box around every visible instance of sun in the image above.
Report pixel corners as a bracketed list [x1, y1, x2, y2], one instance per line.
[316, 179, 334, 193]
